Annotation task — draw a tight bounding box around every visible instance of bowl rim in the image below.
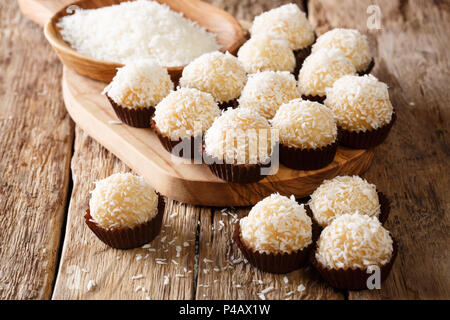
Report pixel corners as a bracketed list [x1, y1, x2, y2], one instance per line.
[44, 0, 246, 72]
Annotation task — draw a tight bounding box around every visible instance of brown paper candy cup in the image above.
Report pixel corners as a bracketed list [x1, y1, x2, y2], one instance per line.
[301, 94, 326, 104]
[106, 94, 154, 128]
[233, 220, 314, 274]
[280, 140, 338, 171]
[293, 44, 313, 78]
[218, 99, 239, 110]
[150, 119, 202, 160]
[357, 58, 375, 76]
[310, 238, 398, 290]
[204, 152, 269, 184]
[84, 195, 165, 250]
[339, 112, 396, 149]
[378, 192, 391, 224]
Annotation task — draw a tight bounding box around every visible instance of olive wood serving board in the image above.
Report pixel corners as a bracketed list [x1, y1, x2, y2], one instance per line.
[62, 67, 374, 206]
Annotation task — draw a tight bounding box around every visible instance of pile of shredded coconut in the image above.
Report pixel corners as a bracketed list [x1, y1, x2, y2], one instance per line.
[57, 0, 220, 66]
[240, 193, 312, 254]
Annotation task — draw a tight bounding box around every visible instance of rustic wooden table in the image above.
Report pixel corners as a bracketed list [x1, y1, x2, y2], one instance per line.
[1, 0, 449, 300]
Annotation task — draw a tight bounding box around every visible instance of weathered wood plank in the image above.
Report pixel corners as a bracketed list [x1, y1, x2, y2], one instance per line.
[0, 0, 74, 299]
[309, 0, 450, 299]
[51, 128, 200, 299]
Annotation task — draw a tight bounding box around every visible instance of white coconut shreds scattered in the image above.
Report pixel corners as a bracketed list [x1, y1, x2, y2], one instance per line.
[251, 3, 314, 50]
[309, 175, 381, 227]
[271, 99, 337, 149]
[57, 0, 220, 66]
[324, 74, 393, 132]
[315, 213, 393, 270]
[89, 173, 158, 230]
[240, 193, 312, 254]
[239, 71, 300, 120]
[312, 28, 371, 72]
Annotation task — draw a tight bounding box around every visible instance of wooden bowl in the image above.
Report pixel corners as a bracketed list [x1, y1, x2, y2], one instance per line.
[44, 0, 246, 83]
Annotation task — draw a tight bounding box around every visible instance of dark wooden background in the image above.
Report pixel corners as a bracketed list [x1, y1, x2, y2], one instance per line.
[0, 0, 448, 299]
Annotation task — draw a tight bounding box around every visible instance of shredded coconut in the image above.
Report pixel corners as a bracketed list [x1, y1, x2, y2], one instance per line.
[315, 213, 393, 269]
[180, 51, 247, 102]
[57, 0, 220, 66]
[298, 48, 356, 97]
[240, 193, 312, 254]
[251, 3, 314, 50]
[103, 59, 173, 108]
[239, 71, 300, 119]
[89, 173, 158, 230]
[204, 107, 275, 164]
[312, 28, 371, 72]
[325, 74, 393, 132]
[271, 99, 337, 149]
[238, 35, 296, 74]
[153, 87, 220, 139]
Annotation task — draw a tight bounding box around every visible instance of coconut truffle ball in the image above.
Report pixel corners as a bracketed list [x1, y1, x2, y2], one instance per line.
[240, 193, 312, 254]
[315, 213, 393, 269]
[179, 51, 247, 103]
[204, 108, 274, 164]
[298, 48, 356, 98]
[309, 175, 380, 227]
[103, 60, 173, 108]
[325, 74, 394, 132]
[272, 99, 337, 149]
[89, 173, 159, 230]
[153, 87, 220, 140]
[239, 71, 300, 119]
[250, 3, 315, 50]
[312, 28, 371, 73]
[237, 35, 296, 74]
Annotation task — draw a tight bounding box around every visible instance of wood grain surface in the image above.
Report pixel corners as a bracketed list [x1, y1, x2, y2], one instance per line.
[2, 0, 449, 300]
[0, 0, 74, 299]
